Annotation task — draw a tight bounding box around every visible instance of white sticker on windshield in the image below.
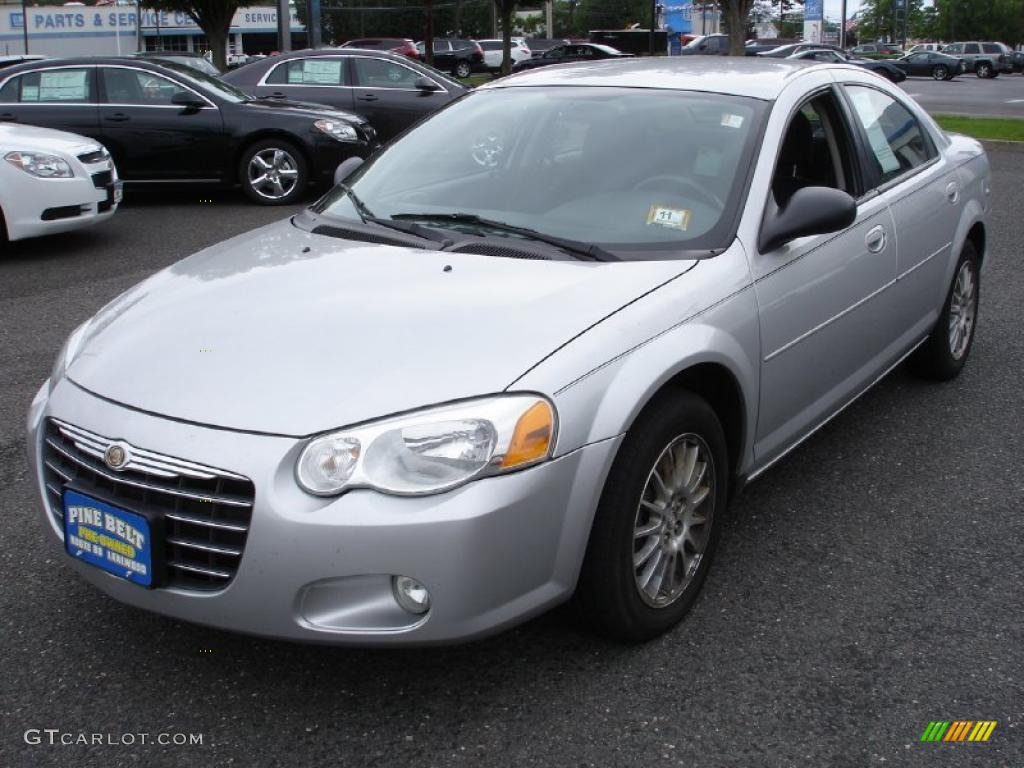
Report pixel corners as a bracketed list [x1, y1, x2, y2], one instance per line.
[721, 113, 744, 129]
[646, 205, 691, 231]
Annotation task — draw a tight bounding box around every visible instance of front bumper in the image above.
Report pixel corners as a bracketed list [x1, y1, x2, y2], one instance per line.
[2, 160, 119, 242]
[27, 378, 619, 645]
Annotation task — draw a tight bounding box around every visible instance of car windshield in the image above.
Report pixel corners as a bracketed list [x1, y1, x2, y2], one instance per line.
[313, 86, 767, 256]
[152, 60, 250, 102]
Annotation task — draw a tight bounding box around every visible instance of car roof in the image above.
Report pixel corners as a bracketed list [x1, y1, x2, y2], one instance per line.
[488, 56, 823, 99]
[0, 56, 183, 77]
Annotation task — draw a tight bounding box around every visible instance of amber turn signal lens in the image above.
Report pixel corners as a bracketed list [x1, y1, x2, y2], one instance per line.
[501, 400, 554, 468]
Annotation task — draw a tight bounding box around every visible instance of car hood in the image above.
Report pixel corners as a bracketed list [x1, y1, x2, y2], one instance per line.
[240, 97, 367, 125]
[0, 122, 102, 155]
[66, 219, 695, 436]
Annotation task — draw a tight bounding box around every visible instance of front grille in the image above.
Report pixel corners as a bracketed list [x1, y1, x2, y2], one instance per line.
[78, 149, 108, 165]
[91, 170, 112, 189]
[42, 419, 255, 591]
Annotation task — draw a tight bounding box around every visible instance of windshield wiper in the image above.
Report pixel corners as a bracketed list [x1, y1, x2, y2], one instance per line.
[390, 212, 618, 262]
[337, 186, 452, 246]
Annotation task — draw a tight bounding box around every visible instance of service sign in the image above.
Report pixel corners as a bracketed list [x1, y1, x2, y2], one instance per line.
[64, 490, 153, 587]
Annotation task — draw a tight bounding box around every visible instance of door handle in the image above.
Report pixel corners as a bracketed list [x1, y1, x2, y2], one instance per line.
[105, 113, 130, 123]
[945, 181, 960, 204]
[270, 91, 285, 99]
[865, 226, 886, 253]
[357, 94, 379, 102]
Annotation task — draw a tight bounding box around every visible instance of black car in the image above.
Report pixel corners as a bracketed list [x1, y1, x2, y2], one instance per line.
[525, 38, 570, 58]
[759, 42, 846, 58]
[892, 51, 966, 80]
[510, 43, 630, 73]
[132, 51, 222, 76]
[1009, 50, 1024, 74]
[745, 38, 799, 56]
[788, 49, 908, 83]
[414, 39, 485, 79]
[0, 57, 374, 204]
[224, 49, 466, 142]
[677, 34, 731, 56]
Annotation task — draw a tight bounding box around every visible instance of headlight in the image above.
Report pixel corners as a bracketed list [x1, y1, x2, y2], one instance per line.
[313, 119, 360, 143]
[4, 151, 74, 178]
[295, 394, 557, 497]
[50, 320, 92, 391]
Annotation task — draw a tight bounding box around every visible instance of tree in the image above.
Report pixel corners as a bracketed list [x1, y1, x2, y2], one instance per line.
[716, 0, 756, 54]
[494, 0, 519, 75]
[148, 0, 240, 71]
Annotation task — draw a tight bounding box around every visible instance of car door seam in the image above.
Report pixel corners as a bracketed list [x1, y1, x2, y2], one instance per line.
[762, 277, 897, 362]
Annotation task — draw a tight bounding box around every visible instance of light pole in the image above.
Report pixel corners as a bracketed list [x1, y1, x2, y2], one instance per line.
[20, 0, 29, 54]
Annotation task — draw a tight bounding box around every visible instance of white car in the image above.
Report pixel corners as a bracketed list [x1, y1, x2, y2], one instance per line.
[0, 123, 120, 243]
[478, 38, 532, 71]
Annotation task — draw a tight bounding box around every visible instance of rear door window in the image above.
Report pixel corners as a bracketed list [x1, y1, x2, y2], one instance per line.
[266, 58, 347, 86]
[964, 43, 980, 54]
[2, 68, 94, 103]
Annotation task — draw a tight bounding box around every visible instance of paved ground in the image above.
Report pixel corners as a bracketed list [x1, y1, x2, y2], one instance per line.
[900, 72, 1024, 117]
[1, 159, 1022, 768]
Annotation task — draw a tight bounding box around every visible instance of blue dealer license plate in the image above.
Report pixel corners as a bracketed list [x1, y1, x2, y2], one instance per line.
[64, 490, 153, 587]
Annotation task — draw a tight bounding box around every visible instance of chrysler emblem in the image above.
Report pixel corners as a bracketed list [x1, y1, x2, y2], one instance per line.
[104, 442, 130, 471]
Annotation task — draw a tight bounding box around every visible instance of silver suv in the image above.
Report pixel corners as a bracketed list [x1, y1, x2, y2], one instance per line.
[942, 41, 1012, 77]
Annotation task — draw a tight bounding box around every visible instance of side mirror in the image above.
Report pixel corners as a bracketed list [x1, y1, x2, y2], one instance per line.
[171, 90, 206, 110]
[333, 156, 364, 186]
[414, 76, 441, 92]
[759, 186, 857, 252]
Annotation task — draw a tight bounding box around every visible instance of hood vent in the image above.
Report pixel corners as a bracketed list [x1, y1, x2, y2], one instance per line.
[445, 241, 551, 260]
[311, 224, 428, 249]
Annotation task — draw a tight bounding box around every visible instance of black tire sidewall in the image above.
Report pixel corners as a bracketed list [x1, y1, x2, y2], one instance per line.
[577, 391, 729, 641]
[455, 61, 472, 78]
[911, 243, 980, 380]
[238, 139, 307, 206]
[933, 66, 947, 80]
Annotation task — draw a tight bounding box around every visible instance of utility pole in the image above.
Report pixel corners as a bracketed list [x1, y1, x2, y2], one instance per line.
[20, 0, 29, 54]
[308, 0, 322, 48]
[649, 0, 656, 54]
[277, 0, 291, 52]
[840, 0, 847, 48]
[545, 0, 553, 38]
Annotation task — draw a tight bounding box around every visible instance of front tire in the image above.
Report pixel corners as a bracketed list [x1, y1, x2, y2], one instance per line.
[238, 139, 307, 205]
[910, 242, 980, 381]
[576, 391, 728, 642]
[932, 65, 948, 80]
[454, 60, 472, 79]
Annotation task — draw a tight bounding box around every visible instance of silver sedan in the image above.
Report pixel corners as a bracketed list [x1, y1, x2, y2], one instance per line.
[28, 58, 989, 645]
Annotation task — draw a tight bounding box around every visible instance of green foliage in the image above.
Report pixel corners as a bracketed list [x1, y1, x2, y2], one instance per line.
[934, 115, 1024, 142]
[148, 0, 239, 69]
[859, 0, 1024, 46]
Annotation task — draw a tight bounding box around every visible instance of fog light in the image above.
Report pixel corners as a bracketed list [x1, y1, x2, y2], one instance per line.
[392, 575, 431, 615]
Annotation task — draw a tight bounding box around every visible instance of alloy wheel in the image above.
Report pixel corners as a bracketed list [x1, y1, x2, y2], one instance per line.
[948, 260, 977, 360]
[247, 148, 299, 201]
[932, 65, 947, 80]
[632, 434, 715, 608]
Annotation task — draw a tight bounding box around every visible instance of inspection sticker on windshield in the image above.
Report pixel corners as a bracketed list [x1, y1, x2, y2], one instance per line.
[646, 205, 691, 231]
[721, 113, 745, 129]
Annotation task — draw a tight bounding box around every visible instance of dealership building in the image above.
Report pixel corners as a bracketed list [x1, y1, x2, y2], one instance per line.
[0, 3, 306, 58]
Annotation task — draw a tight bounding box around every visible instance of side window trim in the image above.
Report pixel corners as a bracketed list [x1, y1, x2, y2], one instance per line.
[259, 57, 353, 89]
[836, 82, 940, 197]
[352, 56, 446, 93]
[99, 65, 216, 109]
[0, 65, 98, 105]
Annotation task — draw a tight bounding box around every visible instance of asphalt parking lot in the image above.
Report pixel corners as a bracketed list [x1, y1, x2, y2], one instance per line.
[2, 151, 1022, 768]
[900, 71, 1024, 117]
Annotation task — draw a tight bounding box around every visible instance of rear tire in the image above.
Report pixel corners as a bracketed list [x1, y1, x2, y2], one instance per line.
[932, 65, 948, 80]
[575, 390, 728, 642]
[976, 62, 993, 78]
[454, 60, 472, 79]
[910, 242, 980, 381]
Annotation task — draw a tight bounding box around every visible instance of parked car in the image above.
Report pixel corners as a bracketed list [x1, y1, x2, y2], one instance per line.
[0, 55, 46, 71]
[1011, 50, 1024, 73]
[745, 38, 799, 56]
[0, 122, 119, 243]
[478, 38, 532, 71]
[849, 43, 902, 58]
[941, 42, 1012, 77]
[0, 57, 374, 204]
[510, 43, 631, 72]
[678, 34, 731, 55]
[892, 50, 966, 80]
[29, 57, 988, 646]
[788, 49, 907, 83]
[223, 49, 466, 142]
[907, 43, 942, 54]
[525, 38, 570, 57]
[415, 38, 485, 79]
[759, 42, 846, 58]
[340, 38, 420, 60]
[131, 51, 222, 76]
